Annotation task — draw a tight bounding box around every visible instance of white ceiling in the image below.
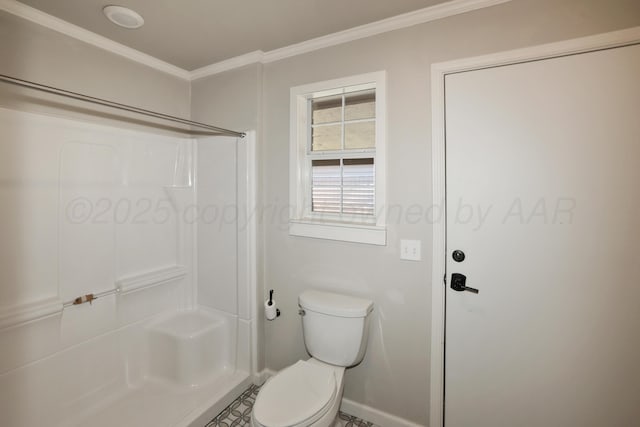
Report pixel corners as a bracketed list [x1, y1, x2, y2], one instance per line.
[17, 0, 449, 71]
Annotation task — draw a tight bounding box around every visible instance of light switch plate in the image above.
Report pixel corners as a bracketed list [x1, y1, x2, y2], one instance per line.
[400, 239, 421, 261]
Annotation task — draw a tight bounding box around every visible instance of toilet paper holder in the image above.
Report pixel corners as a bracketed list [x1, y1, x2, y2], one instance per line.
[266, 289, 281, 320]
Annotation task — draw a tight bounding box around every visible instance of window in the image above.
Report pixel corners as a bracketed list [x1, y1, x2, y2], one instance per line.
[289, 72, 386, 245]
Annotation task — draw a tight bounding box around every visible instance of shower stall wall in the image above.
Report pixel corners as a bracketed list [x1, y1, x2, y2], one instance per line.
[0, 106, 256, 427]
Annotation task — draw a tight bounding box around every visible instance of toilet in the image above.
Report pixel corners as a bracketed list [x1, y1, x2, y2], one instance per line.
[251, 290, 374, 427]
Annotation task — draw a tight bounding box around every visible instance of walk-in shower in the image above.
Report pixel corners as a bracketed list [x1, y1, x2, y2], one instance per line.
[0, 76, 257, 427]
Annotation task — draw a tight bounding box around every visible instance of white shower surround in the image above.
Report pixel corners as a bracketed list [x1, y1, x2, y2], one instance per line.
[0, 107, 256, 426]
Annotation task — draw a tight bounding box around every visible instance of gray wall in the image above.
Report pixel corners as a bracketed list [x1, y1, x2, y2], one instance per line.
[192, 0, 640, 424]
[0, 11, 190, 119]
[191, 64, 262, 131]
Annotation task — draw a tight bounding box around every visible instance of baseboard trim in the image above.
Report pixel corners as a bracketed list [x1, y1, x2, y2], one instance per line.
[340, 398, 426, 427]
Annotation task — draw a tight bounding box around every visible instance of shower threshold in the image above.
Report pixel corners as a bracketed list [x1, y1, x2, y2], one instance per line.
[60, 370, 251, 427]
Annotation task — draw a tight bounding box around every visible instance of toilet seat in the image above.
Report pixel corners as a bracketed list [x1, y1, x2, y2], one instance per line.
[253, 360, 337, 427]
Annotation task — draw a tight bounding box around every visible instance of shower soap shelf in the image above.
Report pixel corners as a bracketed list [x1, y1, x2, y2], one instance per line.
[116, 265, 188, 295]
[0, 297, 63, 330]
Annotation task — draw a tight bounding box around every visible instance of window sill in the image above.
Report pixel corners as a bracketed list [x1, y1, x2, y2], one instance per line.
[289, 219, 386, 246]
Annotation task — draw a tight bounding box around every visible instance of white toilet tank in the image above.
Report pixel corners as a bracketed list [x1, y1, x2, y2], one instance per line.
[298, 290, 373, 367]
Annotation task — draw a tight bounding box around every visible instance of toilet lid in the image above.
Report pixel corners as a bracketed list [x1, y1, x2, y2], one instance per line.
[253, 360, 336, 427]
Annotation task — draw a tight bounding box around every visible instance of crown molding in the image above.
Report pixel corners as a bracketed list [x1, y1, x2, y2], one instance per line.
[0, 0, 191, 80]
[1, 0, 512, 81]
[194, 0, 513, 78]
[191, 0, 512, 80]
[190, 50, 265, 81]
[261, 0, 512, 64]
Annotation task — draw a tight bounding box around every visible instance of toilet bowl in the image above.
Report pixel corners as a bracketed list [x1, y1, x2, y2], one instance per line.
[251, 290, 373, 427]
[251, 359, 344, 427]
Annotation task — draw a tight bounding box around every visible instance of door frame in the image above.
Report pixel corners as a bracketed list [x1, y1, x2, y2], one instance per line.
[429, 26, 640, 427]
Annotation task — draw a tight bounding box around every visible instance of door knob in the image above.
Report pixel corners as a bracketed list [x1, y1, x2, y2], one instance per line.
[451, 273, 479, 294]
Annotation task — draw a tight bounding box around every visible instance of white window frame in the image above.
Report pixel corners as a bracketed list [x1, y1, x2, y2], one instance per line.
[289, 71, 387, 245]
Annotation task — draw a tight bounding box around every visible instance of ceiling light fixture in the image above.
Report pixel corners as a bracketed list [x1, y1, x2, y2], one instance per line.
[103, 5, 144, 29]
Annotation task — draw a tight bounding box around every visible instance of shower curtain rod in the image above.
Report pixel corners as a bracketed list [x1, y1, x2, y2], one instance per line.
[0, 73, 245, 138]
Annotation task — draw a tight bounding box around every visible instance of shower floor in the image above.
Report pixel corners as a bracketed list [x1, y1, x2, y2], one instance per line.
[204, 384, 380, 427]
[61, 371, 251, 427]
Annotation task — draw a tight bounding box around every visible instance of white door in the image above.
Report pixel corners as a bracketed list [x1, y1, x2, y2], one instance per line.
[445, 43, 640, 427]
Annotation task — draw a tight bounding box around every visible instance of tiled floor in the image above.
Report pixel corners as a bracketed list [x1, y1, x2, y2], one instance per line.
[204, 384, 379, 427]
